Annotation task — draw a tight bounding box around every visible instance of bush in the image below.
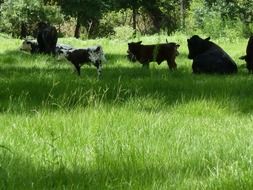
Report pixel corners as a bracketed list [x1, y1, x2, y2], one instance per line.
[0, 0, 64, 38]
[185, 0, 252, 40]
[112, 26, 134, 40]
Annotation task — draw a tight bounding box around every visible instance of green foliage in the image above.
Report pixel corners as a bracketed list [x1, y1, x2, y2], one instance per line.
[113, 25, 134, 40]
[0, 0, 253, 38]
[186, 0, 253, 39]
[0, 0, 63, 37]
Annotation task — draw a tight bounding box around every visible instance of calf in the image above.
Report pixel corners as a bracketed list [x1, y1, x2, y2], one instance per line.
[20, 39, 39, 53]
[37, 22, 58, 55]
[127, 41, 180, 70]
[20, 39, 73, 57]
[64, 46, 106, 77]
[240, 36, 253, 73]
[187, 35, 237, 74]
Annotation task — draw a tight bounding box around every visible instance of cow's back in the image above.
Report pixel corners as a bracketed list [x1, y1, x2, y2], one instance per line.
[188, 35, 237, 74]
[37, 23, 58, 54]
[193, 48, 237, 74]
[138, 43, 177, 63]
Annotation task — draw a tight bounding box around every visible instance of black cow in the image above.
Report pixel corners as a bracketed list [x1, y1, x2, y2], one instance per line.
[63, 46, 106, 77]
[37, 22, 58, 55]
[127, 41, 180, 70]
[240, 36, 253, 73]
[187, 35, 237, 74]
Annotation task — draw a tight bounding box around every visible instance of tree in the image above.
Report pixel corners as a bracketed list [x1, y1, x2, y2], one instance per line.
[113, 0, 191, 34]
[57, 0, 111, 38]
[0, 0, 63, 38]
[113, 0, 143, 36]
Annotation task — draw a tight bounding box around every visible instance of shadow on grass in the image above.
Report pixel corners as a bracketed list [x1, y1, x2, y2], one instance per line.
[0, 50, 253, 114]
[0, 149, 213, 189]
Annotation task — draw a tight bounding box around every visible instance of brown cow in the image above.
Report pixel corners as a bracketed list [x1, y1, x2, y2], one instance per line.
[127, 41, 180, 70]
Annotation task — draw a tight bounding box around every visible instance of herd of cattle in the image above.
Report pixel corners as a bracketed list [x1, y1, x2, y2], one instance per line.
[20, 22, 253, 77]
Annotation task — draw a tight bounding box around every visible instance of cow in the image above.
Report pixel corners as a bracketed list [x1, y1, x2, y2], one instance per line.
[127, 41, 180, 70]
[20, 38, 39, 53]
[36, 22, 58, 55]
[187, 35, 238, 74]
[20, 39, 73, 57]
[62, 46, 106, 77]
[240, 35, 253, 73]
[55, 44, 74, 60]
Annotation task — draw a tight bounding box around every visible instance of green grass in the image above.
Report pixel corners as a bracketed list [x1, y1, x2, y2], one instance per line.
[1, 34, 253, 189]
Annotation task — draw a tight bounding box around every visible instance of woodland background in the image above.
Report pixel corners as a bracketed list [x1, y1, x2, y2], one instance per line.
[0, 0, 252, 39]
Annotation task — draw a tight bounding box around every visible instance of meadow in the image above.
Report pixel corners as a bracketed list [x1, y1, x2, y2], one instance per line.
[1, 33, 253, 189]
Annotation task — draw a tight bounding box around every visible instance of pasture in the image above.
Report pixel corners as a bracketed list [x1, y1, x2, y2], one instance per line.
[1, 34, 253, 189]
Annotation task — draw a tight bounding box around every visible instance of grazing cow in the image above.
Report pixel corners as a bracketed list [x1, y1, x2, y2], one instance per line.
[187, 35, 237, 74]
[240, 36, 253, 73]
[37, 22, 58, 54]
[55, 44, 74, 60]
[127, 41, 180, 70]
[63, 46, 106, 77]
[20, 39, 39, 53]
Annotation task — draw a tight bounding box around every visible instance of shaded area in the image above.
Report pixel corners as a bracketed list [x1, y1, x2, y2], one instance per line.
[0, 64, 253, 114]
[0, 49, 252, 115]
[1, 141, 253, 190]
[0, 151, 173, 189]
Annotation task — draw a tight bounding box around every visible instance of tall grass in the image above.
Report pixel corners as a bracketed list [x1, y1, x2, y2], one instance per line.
[0, 34, 252, 189]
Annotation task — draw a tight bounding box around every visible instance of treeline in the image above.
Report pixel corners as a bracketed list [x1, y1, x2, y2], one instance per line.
[0, 0, 252, 39]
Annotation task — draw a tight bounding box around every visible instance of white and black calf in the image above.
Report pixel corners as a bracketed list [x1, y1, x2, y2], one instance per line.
[20, 39, 106, 77]
[64, 46, 106, 77]
[20, 39, 39, 53]
[20, 39, 73, 56]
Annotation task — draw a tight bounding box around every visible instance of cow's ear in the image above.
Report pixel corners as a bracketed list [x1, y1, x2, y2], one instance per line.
[96, 46, 101, 51]
[205, 37, 211, 41]
[137, 41, 142, 44]
[176, 44, 180, 48]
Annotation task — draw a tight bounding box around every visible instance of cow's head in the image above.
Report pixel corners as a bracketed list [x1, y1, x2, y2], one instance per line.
[88, 45, 106, 63]
[37, 22, 48, 30]
[55, 44, 74, 60]
[174, 43, 180, 56]
[20, 39, 38, 53]
[127, 41, 142, 62]
[246, 35, 253, 56]
[166, 40, 180, 57]
[187, 35, 210, 59]
[176, 44, 180, 56]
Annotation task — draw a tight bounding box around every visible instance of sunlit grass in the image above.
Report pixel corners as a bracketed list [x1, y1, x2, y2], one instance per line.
[0, 34, 252, 189]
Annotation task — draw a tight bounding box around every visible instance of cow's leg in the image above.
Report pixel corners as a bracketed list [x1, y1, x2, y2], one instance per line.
[167, 59, 177, 71]
[73, 63, 81, 76]
[142, 63, 150, 69]
[95, 61, 102, 79]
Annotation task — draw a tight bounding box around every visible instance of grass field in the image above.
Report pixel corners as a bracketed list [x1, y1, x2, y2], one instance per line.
[1, 33, 253, 189]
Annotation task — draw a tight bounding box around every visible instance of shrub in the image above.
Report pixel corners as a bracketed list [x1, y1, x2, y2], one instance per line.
[112, 26, 134, 40]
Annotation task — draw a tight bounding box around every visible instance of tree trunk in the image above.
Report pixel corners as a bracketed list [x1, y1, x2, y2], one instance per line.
[132, 6, 137, 37]
[74, 16, 81, 39]
[146, 8, 163, 33]
[180, 0, 185, 29]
